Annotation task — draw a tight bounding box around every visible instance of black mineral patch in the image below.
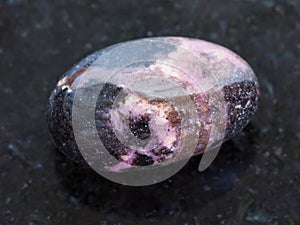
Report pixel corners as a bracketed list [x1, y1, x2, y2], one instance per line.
[223, 80, 259, 140]
[129, 114, 151, 140]
[132, 153, 155, 166]
[95, 83, 127, 159]
[46, 87, 86, 165]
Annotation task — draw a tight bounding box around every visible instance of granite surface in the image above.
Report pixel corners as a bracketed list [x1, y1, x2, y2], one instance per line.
[0, 0, 299, 224]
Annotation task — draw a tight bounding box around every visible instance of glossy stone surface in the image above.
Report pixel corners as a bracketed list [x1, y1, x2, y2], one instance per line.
[46, 37, 259, 169]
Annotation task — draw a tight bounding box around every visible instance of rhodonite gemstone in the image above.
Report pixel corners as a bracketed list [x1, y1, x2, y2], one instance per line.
[46, 37, 259, 171]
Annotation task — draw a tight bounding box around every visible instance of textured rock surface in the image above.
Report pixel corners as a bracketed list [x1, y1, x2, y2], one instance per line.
[0, 0, 299, 224]
[46, 37, 259, 170]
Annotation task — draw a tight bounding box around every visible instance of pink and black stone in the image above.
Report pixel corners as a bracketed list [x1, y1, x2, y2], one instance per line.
[46, 37, 259, 170]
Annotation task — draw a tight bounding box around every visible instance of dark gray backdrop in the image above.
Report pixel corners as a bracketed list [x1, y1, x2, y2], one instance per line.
[0, 0, 299, 224]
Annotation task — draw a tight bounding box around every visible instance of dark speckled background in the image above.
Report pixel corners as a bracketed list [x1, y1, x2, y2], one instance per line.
[0, 0, 299, 224]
